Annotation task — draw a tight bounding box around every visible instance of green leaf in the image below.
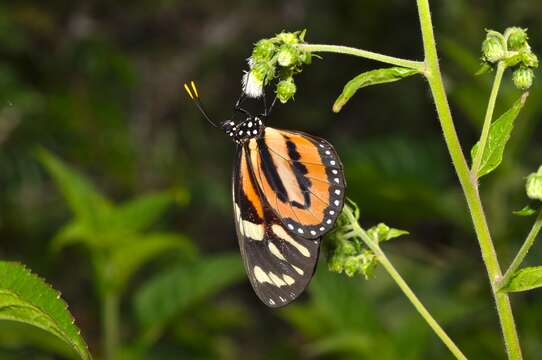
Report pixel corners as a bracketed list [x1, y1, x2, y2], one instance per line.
[134, 253, 244, 330]
[0, 262, 91, 360]
[108, 191, 178, 233]
[108, 232, 196, 292]
[333, 67, 419, 113]
[36, 148, 111, 226]
[513, 205, 537, 216]
[367, 223, 409, 243]
[501, 266, 542, 292]
[51, 221, 95, 252]
[471, 93, 528, 177]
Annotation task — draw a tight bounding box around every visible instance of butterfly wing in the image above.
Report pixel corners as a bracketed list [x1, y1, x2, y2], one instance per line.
[246, 127, 346, 239]
[233, 145, 320, 307]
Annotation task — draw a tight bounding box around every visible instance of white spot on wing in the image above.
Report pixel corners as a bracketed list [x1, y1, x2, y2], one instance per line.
[254, 266, 272, 284]
[283, 274, 295, 285]
[292, 265, 304, 275]
[269, 272, 287, 287]
[268, 243, 286, 260]
[272, 224, 310, 257]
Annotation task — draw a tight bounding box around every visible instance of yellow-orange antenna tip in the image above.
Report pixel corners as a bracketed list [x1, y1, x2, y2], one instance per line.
[183, 83, 194, 99]
[190, 81, 199, 98]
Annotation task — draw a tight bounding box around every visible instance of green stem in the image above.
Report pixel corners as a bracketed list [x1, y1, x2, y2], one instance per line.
[472, 61, 506, 176]
[103, 291, 120, 360]
[416, 0, 523, 359]
[298, 43, 425, 71]
[499, 209, 542, 290]
[343, 208, 467, 360]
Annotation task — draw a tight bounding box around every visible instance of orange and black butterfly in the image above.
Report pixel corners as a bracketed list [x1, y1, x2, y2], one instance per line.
[184, 81, 345, 307]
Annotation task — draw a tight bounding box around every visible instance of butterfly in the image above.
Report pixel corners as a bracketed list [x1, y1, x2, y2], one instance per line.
[184, 80, 346, 307]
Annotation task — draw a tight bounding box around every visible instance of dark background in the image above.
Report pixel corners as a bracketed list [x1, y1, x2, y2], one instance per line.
[1, 0, 542, 359]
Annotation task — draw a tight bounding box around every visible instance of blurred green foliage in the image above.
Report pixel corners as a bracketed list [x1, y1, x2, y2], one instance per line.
[1, 0, 542, 359]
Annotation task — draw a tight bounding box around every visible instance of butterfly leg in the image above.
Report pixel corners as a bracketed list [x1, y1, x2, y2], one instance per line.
[259, 86, 277, 118]
[234, 92, 252, 118]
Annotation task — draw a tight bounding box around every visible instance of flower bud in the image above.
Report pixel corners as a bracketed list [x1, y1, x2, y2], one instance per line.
[252, 61, 275, 83]
[526, 166, 542, 201]
[482, 36, 505, 63]
[512, 66, 534, 90]
[276, 32, 298, 45]
[277, 45, 298, 67]
[276, 78, 296, 103]
[522, 52, 539, 68]
[251, 39, 275, 63]
[507, 27, 528, 51]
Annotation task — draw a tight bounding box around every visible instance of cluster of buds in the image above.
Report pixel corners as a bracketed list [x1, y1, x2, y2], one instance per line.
[481, 27, 538, 90]
[323, 203, 378, 279]
[323, 201, 408, 279]
[242, 30, 312, 103]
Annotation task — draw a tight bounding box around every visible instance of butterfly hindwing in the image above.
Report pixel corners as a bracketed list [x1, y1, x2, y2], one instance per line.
[247, 127, 346, 239]
[233, 145, 320, 307]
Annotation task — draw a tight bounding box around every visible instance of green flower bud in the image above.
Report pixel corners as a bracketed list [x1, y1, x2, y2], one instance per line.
[252, 61, 275, 84]
[251, 39, 275, 63]
[522, 52, 539, 68]
[526, 166, 542, 201]
[482, 36, 505, 63]
[507, 27, 528, 51]
[276, 32, 299, 45]
[276, 78, 296, 103]
[344, 256, 360, 277]
[512, 66, 534, 90]
[277, 45, 298, 67]
[327, 254, 345, 273]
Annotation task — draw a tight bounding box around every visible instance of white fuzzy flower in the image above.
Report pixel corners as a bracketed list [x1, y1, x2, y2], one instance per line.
[242, 70, 263, 98]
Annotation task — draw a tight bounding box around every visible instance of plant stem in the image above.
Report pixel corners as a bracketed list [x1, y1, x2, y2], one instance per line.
[472, 61, 506, 176]
[499, 209, 542, 290]
[343, 208, 467, 360]
[298, 43, 425, 72]
[103, 291, 120, 360]
[415, 0, 523, 359]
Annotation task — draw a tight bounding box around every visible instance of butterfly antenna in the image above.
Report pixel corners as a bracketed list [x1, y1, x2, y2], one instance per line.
[183, 81, 220, 128]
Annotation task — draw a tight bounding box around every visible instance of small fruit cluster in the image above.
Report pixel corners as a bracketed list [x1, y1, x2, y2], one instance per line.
[243, 30, 312, 103]
[481, 27, 538, 90]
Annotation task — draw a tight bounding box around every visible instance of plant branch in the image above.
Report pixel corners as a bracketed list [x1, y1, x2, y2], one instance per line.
[472, 61, 506, 176]
[343, 207, 467, 360]
[416, 0, 523, 358]
[298, 43, 425, 71]
[103, 290, 120, 360]
[499, 209, 542, 290]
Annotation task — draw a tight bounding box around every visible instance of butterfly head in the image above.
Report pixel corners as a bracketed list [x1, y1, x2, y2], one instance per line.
[222, 116, 264, 144]
[184, 80, 264, 143]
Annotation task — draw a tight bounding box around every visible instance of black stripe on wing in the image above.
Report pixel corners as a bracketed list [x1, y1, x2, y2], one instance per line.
[233, 145, 320, 308]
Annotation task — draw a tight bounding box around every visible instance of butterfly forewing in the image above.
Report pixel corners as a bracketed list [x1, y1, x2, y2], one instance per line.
[247, 127, 346, 239]
[233, 146, 320, 307]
